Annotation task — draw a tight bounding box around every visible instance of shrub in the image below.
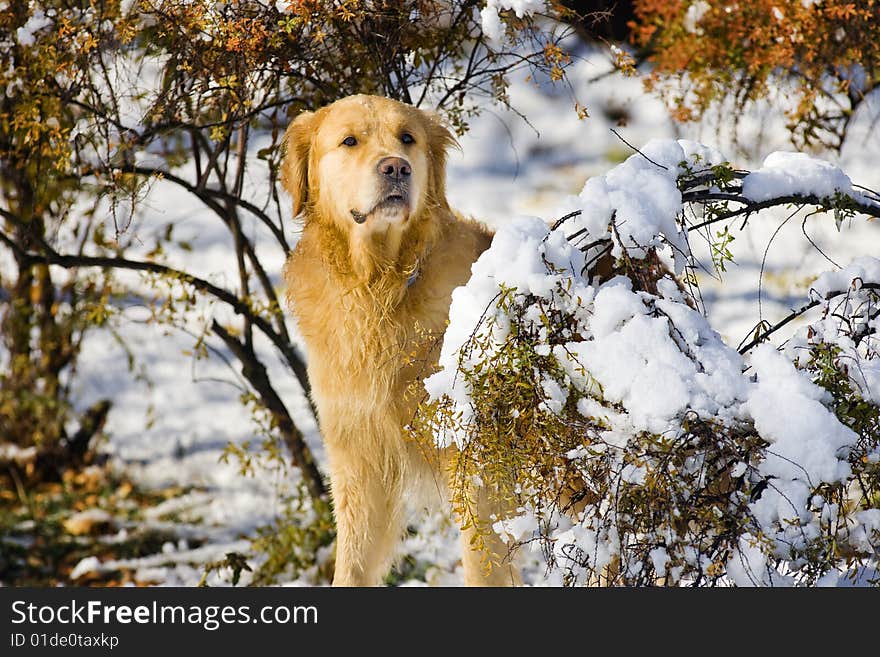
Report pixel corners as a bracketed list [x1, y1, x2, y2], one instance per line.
[416, 139, 880, 585]
[631, 0, 880, 150]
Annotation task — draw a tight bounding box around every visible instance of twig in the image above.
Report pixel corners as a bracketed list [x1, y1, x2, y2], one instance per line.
[757, 206, 802, 324]
[737, 283, 880, 354]
[801, 215, 840, 269]
[610, 128, 668, 170]
[549, 209, 582, 232]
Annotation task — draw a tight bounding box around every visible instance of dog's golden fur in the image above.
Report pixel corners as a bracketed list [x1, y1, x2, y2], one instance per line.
[281, 95, 519, 586]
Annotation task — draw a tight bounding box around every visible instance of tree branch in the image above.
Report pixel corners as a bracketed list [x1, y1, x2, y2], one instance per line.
[683, 191, 880, 233]
[83, 165, 291, 252]
[738, 283, 880, 354]
[0, 221, 314, 418]
[212, 320, 326, 501]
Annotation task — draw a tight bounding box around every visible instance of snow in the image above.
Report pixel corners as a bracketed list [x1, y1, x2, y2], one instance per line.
[429, 143, 876, 579]
[424, 214, 586, 446]
[0, 443, 37, 464]
[683, 1, 710, 34]
[480, 0, 546, 46]
[69, 540, 253, 585]
[429, 141, 760, 441]
[726, 537, 787, 587]
[564, 138, 722, 274]
[745, 344, 857, 533]
[67, 508, 114, 524]
[539, 376, 567, 414]
[15, 6, 53, 47]
[742, 151, 859, 203]
[479, 6, 506, 44]
[576, 286, 702, 434]
[649, 546, 670, 578]
[70, 556, 102, 581]
[784, 256, 880, 406]
[493, 509, 539, 545]
[810, 255, 880, 299]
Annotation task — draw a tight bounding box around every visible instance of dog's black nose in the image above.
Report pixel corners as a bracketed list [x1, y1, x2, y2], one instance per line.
[377, 157, 411, 181]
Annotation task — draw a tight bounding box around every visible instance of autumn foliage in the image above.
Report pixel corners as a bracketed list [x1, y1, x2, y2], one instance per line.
[631, 0, 880, 149]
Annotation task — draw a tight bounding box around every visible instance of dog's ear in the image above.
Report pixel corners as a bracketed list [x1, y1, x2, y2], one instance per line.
[422, 111, 458, 198]
[280, 109, 316, 217]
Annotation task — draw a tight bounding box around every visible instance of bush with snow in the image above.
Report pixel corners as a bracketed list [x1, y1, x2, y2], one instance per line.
[415, 140, 880, 586]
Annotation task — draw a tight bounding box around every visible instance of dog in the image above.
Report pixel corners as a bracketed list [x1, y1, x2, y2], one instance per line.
[281, 95, 520, 586]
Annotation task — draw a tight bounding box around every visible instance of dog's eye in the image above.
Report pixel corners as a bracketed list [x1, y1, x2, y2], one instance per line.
[342, 136, 357, 147]
[400, 132, 415, 145]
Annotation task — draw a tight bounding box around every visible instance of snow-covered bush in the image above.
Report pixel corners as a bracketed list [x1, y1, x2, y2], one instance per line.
[415, 140, 880, 586]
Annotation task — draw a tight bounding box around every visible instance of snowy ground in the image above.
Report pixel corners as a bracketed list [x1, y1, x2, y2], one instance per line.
[59, 50, 880, 586]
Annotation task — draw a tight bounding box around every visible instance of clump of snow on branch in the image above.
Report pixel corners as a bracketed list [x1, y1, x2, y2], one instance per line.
[742, 151, 862, 203]
[480, 0, 546, 46]
[423, 215, 587, 446]
[14, 3, 54, 47]
[787, 255, 880, 408]
[420, 139, 880, 586]
[576, 276, 748, 436]
[552, 140, 729, 273]
[810, 256, 880, 300]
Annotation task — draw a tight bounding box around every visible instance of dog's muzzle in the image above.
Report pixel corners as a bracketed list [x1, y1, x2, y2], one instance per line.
[350, 157, 412, 223]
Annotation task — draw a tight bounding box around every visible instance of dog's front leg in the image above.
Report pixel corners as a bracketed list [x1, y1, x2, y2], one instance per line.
[328, 452, 403, 587]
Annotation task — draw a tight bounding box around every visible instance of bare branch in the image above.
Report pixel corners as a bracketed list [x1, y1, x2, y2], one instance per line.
[0, 220, 312, 414]
[212, 320, 326, 501]
[737, 283, 880, 354]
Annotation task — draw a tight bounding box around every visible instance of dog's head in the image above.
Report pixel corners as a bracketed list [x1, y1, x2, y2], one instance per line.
[281, 95, 456, 235]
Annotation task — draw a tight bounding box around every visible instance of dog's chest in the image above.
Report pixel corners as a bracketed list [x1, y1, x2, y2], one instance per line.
[300, 281, 443, 390]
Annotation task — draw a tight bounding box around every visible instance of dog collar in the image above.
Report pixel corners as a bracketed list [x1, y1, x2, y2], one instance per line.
[406, 262, 420, 288]
[406, 244, 432, 289]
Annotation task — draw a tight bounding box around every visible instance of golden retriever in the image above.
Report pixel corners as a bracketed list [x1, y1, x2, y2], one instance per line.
[281, 95, 519, 586]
